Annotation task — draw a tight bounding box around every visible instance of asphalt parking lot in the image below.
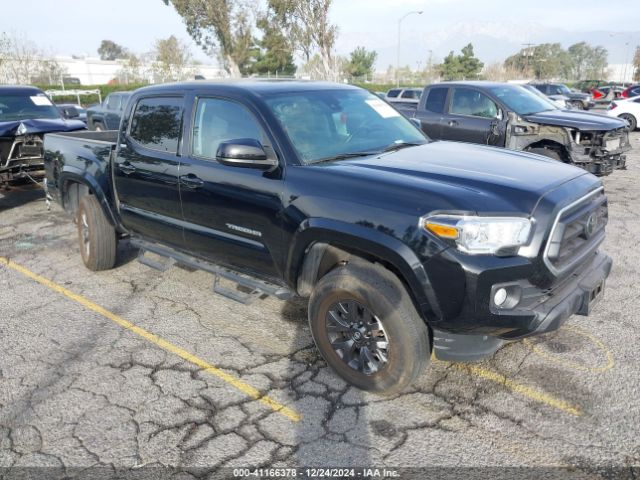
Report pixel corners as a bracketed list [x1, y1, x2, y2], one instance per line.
[1, 133, 640, 479]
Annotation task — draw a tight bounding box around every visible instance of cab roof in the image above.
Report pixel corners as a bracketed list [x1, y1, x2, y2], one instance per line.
[133, 79, 363, 96]
[0, 85, 46, 95]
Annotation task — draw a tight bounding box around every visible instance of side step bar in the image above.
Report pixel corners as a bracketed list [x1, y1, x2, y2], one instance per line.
[131, 238, 293, 305]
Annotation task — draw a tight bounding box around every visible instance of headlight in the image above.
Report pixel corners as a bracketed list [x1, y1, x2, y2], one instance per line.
[422, 215, 533, 255]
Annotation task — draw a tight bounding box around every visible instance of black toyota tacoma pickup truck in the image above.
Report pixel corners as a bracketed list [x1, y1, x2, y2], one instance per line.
[410, 81, 630, 176]
[44, 81, 612, 394]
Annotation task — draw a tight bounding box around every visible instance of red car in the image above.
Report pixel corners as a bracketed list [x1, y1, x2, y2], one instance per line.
[591, 85, 625, 103]
[621, 84, 640, 99]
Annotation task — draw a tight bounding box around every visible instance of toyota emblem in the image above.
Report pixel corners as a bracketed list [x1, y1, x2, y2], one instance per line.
[584, 212, 598, 238]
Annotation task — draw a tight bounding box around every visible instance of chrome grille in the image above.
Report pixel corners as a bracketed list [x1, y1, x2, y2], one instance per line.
[543, 187, 607, 276]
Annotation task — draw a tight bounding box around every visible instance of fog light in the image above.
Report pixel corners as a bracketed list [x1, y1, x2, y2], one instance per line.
[494, 288, 508, 307]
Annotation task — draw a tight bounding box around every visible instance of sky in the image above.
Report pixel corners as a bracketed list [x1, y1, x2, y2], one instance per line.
[1, 0, 639, 68]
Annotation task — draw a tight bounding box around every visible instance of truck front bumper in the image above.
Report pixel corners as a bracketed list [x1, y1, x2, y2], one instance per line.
[431, 251, 612, 362]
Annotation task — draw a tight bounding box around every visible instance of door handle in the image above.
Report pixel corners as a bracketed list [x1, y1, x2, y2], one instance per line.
[448, 120, 459, 127]
[179, 174, 204, 189]
[119, 163, 136, 175]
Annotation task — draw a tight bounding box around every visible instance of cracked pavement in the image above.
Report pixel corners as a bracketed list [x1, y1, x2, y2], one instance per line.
[1, 132, 640, 479]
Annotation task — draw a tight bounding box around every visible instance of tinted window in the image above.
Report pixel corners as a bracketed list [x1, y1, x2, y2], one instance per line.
[386, 89, 401, 98]
[630, 86, 640, 96]
[450, 88, 498, 118]
[192, 98, 265, 160]
[401, 90, 421, 99]
[129, 96, 183, 153]
[425, 87, 447, 114]
[532, 84, 546, 93]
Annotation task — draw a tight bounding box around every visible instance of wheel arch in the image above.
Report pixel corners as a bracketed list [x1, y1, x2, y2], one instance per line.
[524, 139, 570, 161]
[290, 219, 442, 325]
[59, 169, 120, 230]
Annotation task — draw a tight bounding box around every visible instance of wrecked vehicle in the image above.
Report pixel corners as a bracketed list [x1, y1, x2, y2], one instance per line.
[1, 86, 85, 185]
[44, 81, 611, 394]
[411, 82, 631, 176]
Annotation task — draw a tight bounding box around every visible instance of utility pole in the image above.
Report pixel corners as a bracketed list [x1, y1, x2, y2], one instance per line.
[522, 43, 537, 78]
[396, 10, 423, 87]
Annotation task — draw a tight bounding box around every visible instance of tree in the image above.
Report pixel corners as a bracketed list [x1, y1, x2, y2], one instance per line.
[267, 0, 338, 80]
[162, 0, 255, 77]
[98, 40, 128, 61]
[566, 42, 607, 80]
[439, 43, 483, 81]
[632, 46, 640, 82]
[0, 32, 42, 84]
[248, 14, 296, 76]
[504, 43, 569, 80]
[151, 35, 194, 82]
[116, 54, 148, 84]
[345, 46, 377, 79]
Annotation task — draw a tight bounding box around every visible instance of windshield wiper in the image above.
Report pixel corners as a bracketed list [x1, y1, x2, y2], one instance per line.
[380, 141, 425, 153]
[311, 151, 380, 164]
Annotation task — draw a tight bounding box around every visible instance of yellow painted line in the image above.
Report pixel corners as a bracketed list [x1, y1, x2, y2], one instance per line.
[433, 357, 582, 416]
[0, 256, 301, 422]
[523, 325, 615, 373]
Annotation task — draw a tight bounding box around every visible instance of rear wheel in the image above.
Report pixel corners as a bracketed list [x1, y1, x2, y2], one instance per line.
[76, 195, 117, 271]
[527, 147, 563, 161]
[619, 113, 637, 131]
[308, 262, 430, 395]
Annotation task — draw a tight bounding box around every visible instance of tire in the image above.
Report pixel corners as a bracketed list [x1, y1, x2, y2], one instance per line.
[527, 147, 563, 161]
[619, 113, 637, 131]
[93, 122, 105, 132]
[572, 101, 585, 110]
[308, 261, 430, 395]
[76, 195, 117, 271]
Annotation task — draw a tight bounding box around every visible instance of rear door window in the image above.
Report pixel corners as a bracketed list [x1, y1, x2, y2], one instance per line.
[129, 96, 183, 153]
[424, 87, 448, 114]
[386, 89, 401, 98]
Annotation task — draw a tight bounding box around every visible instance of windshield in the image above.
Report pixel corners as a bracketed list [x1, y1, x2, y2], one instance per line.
[557, 85, 572, 95]
[264, 89, 427, 164]
[489, 85, 557, 115]
[0, 93, 62, 122]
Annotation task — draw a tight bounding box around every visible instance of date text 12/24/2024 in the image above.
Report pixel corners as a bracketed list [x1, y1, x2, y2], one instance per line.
[232, 468, 400, 478]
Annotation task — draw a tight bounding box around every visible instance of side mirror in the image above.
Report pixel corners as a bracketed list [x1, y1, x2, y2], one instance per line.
[410, 117, 421, 128]
[496, 109, 503, 121]
[216, 138, 278, 170]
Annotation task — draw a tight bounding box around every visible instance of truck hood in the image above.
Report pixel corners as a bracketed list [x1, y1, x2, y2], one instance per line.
[522, 109, 627, 131]
[0, 118, 86, 137]
[326, 141, 589, 215]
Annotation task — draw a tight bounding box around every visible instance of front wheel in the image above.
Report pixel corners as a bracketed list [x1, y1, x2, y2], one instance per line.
[77, 195, 117, 271]
[572, 101, 585, 110]
[619, 113, 637, 131]
[308, 262, 430, 395]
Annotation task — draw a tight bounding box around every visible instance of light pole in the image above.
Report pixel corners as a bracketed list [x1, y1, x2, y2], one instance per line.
[396, 10, 423, 87]
[610, 32, 634, 83]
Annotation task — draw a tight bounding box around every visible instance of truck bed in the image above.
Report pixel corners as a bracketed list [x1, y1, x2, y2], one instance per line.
[43, 130, 118, 211]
